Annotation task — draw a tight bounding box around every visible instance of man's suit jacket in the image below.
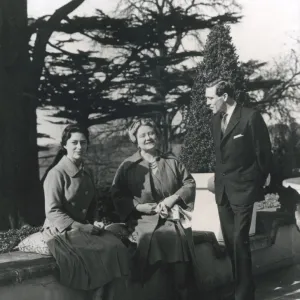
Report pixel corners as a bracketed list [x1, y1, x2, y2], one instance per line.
[212, 104, 272, 206]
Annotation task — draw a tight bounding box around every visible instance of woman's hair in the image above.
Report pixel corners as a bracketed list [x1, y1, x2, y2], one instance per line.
[41, 124, 89, 183]
[128, 118, 160, 145]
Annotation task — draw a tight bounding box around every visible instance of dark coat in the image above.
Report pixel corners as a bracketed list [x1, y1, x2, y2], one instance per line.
[111, 151, 195, 222]
[212, 104, 272, 205]
[111, 151, 197, 280]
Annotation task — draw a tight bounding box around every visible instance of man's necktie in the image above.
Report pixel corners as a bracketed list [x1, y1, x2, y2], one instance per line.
[221, 112, 228, 136]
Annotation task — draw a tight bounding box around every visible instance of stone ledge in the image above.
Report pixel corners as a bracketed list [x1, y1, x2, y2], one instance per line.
[192, 210, 295, 258]
[0, 210, 294, 288]
[0, 252, 57, 286]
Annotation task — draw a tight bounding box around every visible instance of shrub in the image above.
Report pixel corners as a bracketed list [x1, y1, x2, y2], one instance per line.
[180, 24, 248, 172]
[256, 193, 280, 210]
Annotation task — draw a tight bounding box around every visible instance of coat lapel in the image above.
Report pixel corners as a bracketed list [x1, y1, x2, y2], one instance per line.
[221, 104, 242, 145]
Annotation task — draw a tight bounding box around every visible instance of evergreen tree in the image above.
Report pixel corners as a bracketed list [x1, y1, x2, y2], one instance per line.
[36, 3, 242, 151]
[180, 24, 247, 172]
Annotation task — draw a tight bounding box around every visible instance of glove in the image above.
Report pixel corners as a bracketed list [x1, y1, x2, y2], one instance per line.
[155, 202, 169, 219]
[94, 221, 105, 231]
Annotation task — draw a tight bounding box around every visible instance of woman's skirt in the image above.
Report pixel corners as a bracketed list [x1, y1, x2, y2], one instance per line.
[148, 219, 190, 265]
[43, 227, 129, 290]
[130, 216, 190, 281]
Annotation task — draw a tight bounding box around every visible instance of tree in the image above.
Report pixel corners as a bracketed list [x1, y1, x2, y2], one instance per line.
[35, 1, 242, 151]
[180, 24, 248, 172]
[0, 0, 85, 229]
[252, 50, 300, 119]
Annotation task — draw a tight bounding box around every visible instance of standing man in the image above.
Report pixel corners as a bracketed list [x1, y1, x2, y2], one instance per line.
[206, 80, 272, 300]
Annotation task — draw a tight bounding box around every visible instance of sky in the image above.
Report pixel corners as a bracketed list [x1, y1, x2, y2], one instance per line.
[232, 0, 300, 62]
[28, 0, 300, 62]
[28, 0, 300, 143]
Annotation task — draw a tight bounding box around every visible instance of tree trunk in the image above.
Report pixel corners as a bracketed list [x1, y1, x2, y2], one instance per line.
[0, 0, 44, 229]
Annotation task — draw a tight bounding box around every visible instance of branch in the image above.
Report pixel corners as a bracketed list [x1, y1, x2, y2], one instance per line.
[29, 0, 85, 94]
[171, 30, 183, 54]
[246, 79, 282, 91]
[88, 102, 177, 126]
[258, 72, 300, 106]
[100, 47, 143, 89]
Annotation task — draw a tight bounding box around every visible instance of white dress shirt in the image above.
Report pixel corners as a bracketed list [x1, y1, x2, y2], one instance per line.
[224, 101, 237, 127]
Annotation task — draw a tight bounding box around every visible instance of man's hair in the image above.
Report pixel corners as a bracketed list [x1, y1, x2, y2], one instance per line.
[206, 79, 235, 98]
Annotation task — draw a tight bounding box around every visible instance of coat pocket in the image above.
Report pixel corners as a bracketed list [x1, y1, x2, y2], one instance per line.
[239, 169, 262, 183]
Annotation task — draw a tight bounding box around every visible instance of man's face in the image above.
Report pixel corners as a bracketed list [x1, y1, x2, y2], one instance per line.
[205, 86, 225, 114]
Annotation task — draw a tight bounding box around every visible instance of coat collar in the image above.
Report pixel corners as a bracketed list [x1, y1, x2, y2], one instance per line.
[57, 155, 84, 177]
[126, 150, 172, 164]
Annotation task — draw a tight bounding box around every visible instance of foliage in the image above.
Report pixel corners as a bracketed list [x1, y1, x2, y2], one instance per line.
[0, 226, 41, 254]
[33, 0, 242, 150]
[180, 24, 247, 172]
[263, 122, 300, 213]
[267, 122, 300, 189]
[250, 50, 300, 118]
[256, 193, 280, 210]
[0, 0, 86, 230]
[33, 1, 291, 150]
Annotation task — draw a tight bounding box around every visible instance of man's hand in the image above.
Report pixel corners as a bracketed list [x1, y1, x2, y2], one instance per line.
[264, 174, 271, 187]
[136, 203, 157, 214]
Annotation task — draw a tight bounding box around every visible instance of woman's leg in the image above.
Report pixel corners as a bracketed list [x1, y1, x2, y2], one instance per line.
[103, 276, 129, 300]
[169, 262, 191, 300]
[92, 287, 104, 300]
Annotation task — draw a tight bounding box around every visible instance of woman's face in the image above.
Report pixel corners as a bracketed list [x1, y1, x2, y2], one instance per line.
[64, 132, 88, 162]
[136, 125, 158, 152]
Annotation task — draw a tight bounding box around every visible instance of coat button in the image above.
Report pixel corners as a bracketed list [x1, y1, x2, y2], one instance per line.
[82, 209, 87, 214]
[85, 191, 89, 195]
[222, 173, 226, 176]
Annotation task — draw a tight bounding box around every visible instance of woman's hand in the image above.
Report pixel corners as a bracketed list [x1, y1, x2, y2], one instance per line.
[155, 202, 169, 218]
[71, 222, 103, 235]
[136, 203, 157, 215]
[94, 221, 105, 231]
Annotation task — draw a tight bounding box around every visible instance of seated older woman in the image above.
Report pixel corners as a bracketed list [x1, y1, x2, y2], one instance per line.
[111, 118, 199, 300]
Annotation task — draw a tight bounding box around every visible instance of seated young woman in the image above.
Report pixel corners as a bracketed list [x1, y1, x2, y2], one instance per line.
[41, 124, 130, 300]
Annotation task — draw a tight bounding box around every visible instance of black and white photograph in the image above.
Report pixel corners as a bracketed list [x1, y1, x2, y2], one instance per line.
[0, 0, 300, 299]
